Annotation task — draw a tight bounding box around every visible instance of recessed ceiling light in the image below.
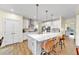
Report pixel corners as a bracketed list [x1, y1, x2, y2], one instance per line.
[10, 8, 14, 12]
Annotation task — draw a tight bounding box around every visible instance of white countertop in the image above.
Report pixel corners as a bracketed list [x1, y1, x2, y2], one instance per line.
[69, 35, 74, 39]
[25, 32, 61, 55]
[24, 32, 60, 41]
[0, 35, 2, 40]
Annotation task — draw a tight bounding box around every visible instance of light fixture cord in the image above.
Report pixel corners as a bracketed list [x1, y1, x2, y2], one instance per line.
[36, 4, 39, 21]
[46, 10, 48, 20]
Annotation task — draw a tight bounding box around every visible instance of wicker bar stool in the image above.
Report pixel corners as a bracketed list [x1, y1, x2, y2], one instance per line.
[41, 38, 56, 55]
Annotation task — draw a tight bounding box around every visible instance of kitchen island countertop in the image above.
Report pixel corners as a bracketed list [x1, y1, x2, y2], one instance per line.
[24, 32, 61, 55]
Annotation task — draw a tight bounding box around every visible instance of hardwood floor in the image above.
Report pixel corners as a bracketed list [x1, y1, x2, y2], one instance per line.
[0, 37, 77, 55]
[0, 40, 32, 55]
[50, 37, 77, 55]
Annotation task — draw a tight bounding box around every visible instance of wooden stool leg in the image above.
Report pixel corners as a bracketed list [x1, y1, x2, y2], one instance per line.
[59, 41, 62, 50]
[63, 43, 65, 48]
[76, 48, 79, 55]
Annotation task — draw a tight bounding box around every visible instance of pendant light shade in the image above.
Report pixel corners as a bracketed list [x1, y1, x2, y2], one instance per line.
[36, 4, 39, 6]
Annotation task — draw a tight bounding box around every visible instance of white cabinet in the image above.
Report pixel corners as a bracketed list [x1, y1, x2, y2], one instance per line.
[52, 20, 61, 28]
[0, 18, 3, 36]
[1, 18, 23, 47]
[23, 19, 29, 29]
[41, 19, 61, 33]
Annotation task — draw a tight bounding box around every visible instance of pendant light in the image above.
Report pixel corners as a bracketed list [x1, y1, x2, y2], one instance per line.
[36, 4, 40, 33]
[36, 4, 39, 21]
[51, 14, 53, 20]
[45, 10, 48, 21]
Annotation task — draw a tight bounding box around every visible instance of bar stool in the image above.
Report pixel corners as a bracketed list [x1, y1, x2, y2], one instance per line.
[0, 36, 4, 46]
[59, 34, 65, 50]
[41, 38, 56, 55]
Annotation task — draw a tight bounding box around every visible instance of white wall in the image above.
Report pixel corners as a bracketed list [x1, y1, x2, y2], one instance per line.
[65, 18, 75, 30]
[64, 18, 75, 39]
[76, 14, 79, 47]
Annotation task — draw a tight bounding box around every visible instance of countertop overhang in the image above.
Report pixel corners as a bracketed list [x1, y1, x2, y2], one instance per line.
[24, 32, 61, 41]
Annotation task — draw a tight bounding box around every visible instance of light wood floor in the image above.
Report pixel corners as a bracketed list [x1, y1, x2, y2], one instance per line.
[50, 37, 77, 55]
[0, 38, 77, 55]
[0, 40, 32, 55]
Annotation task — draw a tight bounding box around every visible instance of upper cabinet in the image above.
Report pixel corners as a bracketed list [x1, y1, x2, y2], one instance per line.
[23, 18, 29, 29]
[41, 16, 64, 33]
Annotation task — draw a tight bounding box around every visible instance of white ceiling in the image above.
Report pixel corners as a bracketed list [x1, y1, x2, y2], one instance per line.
[0, 4, 79, 20]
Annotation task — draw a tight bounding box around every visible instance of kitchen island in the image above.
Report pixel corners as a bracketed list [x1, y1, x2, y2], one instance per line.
[25, 33, 60, 55]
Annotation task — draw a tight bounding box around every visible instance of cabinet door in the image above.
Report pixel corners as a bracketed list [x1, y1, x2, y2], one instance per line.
[1, 19, 23, 47]
[0, 18, 3, 36]
[1, 20, 14, 46]
[13, 20, 23, 43]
